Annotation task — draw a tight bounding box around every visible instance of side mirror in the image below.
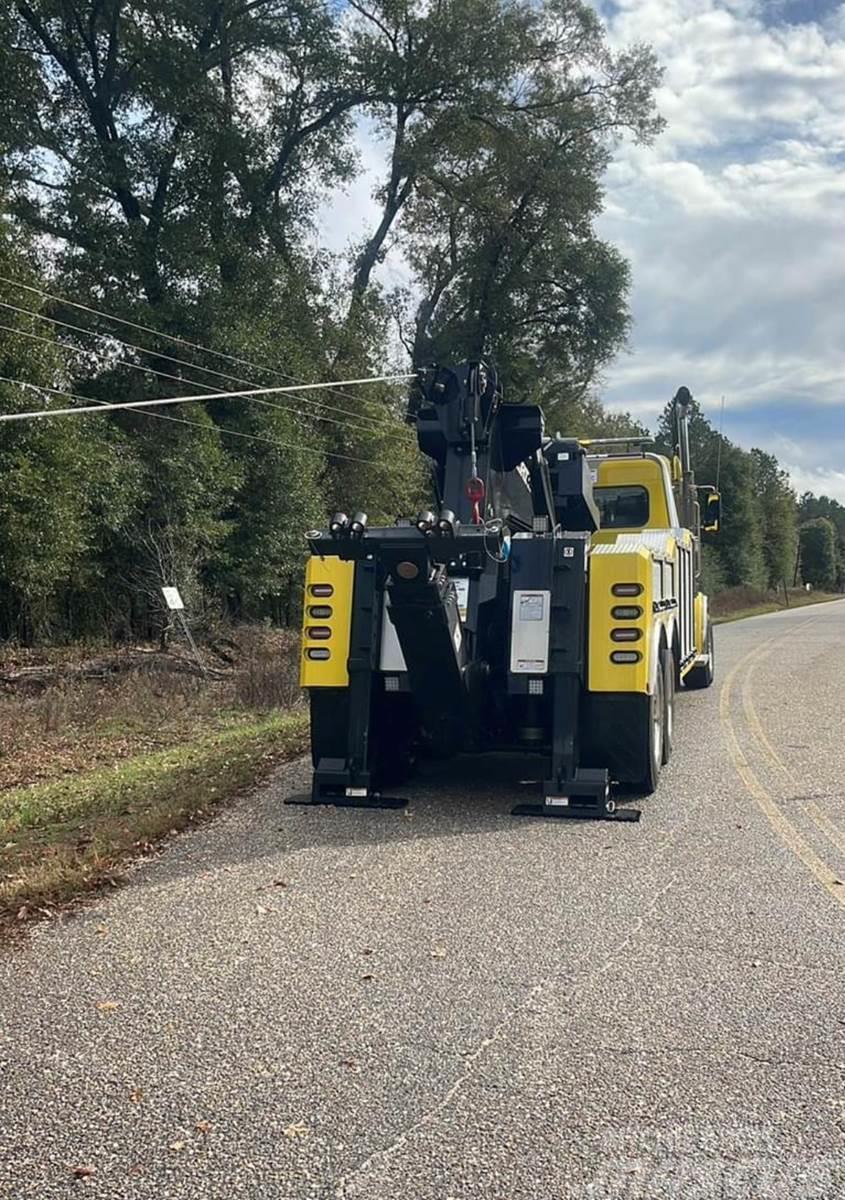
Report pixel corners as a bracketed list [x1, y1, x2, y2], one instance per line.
[702, 491, 721, 533]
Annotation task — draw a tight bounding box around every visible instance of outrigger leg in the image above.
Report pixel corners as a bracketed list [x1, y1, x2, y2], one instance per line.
[511, 676, 640, 822]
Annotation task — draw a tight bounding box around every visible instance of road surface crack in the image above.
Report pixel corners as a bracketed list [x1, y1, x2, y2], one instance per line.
[333, 840, 677, 1197]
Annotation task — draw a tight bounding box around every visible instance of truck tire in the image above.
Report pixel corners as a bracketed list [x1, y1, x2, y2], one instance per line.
[685, 621, 715, 690]
[372, 747, 414, 789]
[662, 647, 675, 765]
[371, 694, 417, 789]
[636, 661, 664, 794]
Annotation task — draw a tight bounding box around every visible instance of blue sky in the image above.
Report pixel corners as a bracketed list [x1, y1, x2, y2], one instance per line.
[318, 0, 845, 500]
[595, 0, 845, 499]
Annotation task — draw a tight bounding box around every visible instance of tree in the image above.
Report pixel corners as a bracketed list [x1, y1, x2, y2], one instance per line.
[0, 205, 139, 640]
[799, 492, 845, 589]
[799, 518, 837, 591]
[0, 0, 673, 640]
[356, 0, 665, 403]
[750, 448, 797, 590]
[655, 395, 767, 590]
[6, 1, 355, 308]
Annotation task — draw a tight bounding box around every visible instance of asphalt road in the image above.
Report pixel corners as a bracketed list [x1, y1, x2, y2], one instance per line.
[2, 601, 845, 1199]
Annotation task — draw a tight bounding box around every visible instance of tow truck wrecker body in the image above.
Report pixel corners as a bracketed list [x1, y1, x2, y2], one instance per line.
[293, 365, 718, 821]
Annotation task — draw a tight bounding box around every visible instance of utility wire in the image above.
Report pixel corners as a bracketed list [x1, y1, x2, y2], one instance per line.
[0, 373, 388, 466]
[0, 274, 402, 420]
[0, 298, 392, 433]
[0, 372, 273, 444]
[0, 320, 392, 440]
[0, 373, 417, 424]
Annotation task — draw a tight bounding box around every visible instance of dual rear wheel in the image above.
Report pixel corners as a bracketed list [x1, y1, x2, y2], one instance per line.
[637, 644, 674, 794]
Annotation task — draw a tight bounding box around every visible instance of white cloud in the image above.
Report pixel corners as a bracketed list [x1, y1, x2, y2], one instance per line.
[314, 2, 845, 505]
[598, 0, 845, 498]
[781, 464, 845, 502]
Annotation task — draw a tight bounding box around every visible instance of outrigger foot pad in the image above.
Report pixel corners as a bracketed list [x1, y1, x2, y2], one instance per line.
[285, 791, 407, 811]
[511, 800, 640, 822]
[511, 767, 640, 821]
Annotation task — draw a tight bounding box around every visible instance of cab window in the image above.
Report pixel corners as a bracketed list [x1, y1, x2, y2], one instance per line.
[594, 485, 649, 529]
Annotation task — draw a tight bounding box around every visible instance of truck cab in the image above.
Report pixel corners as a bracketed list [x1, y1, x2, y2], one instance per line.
[580, 437, 717, 788]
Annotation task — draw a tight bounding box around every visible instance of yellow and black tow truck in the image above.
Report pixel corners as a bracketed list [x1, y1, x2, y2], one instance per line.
[292, 366, 719, 822]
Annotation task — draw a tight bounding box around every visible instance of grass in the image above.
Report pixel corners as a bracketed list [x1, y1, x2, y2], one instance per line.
[0, 628, 309, 934]
[0, 627, 303, 791]
[0, 709, 308, 930]
[711, 586, 844, 624]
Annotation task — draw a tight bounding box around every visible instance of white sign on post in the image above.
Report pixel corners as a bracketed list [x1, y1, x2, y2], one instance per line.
[160, 585, 206, 676]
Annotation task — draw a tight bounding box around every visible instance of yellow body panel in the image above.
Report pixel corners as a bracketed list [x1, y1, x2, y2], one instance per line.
[588, 546, 652, 694]
[694, 590, 708, 656]
[586, 453, 700, 692]
[300, 556, 354, 688]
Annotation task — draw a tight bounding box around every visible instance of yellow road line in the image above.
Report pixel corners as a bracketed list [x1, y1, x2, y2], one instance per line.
[742, 658, 789, 776]
[741, 633, 845, 861]
[719, 620, 845, 910]
[803, 801, 845, 861]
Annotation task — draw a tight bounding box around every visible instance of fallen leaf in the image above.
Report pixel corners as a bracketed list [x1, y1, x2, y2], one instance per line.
[169, 1140, 186, 1152]
[95, 925, 109, 937]
[360, 973, 374, 982]
[16, 906, 27, 921]
[96, 1000, 120, 1012]
[430, 947, 447, 959]
[71, 1165, 96, 1179]
[128, 1088, 143, 1103]
[283, 1122, 309, 1140]
[361, 948, 373, 956]
[256, 905, 268, 915]
[273, 879, 289, 888]
[195, 1120, 211, 1135]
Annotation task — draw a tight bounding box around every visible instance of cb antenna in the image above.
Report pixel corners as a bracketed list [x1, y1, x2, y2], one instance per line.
[715, 394, 726, 492]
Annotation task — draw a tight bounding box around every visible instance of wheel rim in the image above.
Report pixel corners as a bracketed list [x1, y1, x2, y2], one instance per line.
[653, 671, 664, 769]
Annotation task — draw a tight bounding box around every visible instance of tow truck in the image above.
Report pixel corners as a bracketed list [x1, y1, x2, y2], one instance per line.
[292, 364, 720, 821]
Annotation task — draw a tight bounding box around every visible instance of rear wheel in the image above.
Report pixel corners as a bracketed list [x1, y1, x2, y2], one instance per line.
[685, 621, 715, 690]
[662, 647, 675, 764]
[370, 692, 418, 789]
[634, 660, 664, 795]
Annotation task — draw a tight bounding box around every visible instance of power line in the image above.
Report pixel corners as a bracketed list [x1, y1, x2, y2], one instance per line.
[0, 376, 388, 465]
[0, 274, 403, 420]
[0, 372, 272, 444]
[0, 319, 394, 440]
[0, 297, 393, 433]
[0, 372, 417, 424]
